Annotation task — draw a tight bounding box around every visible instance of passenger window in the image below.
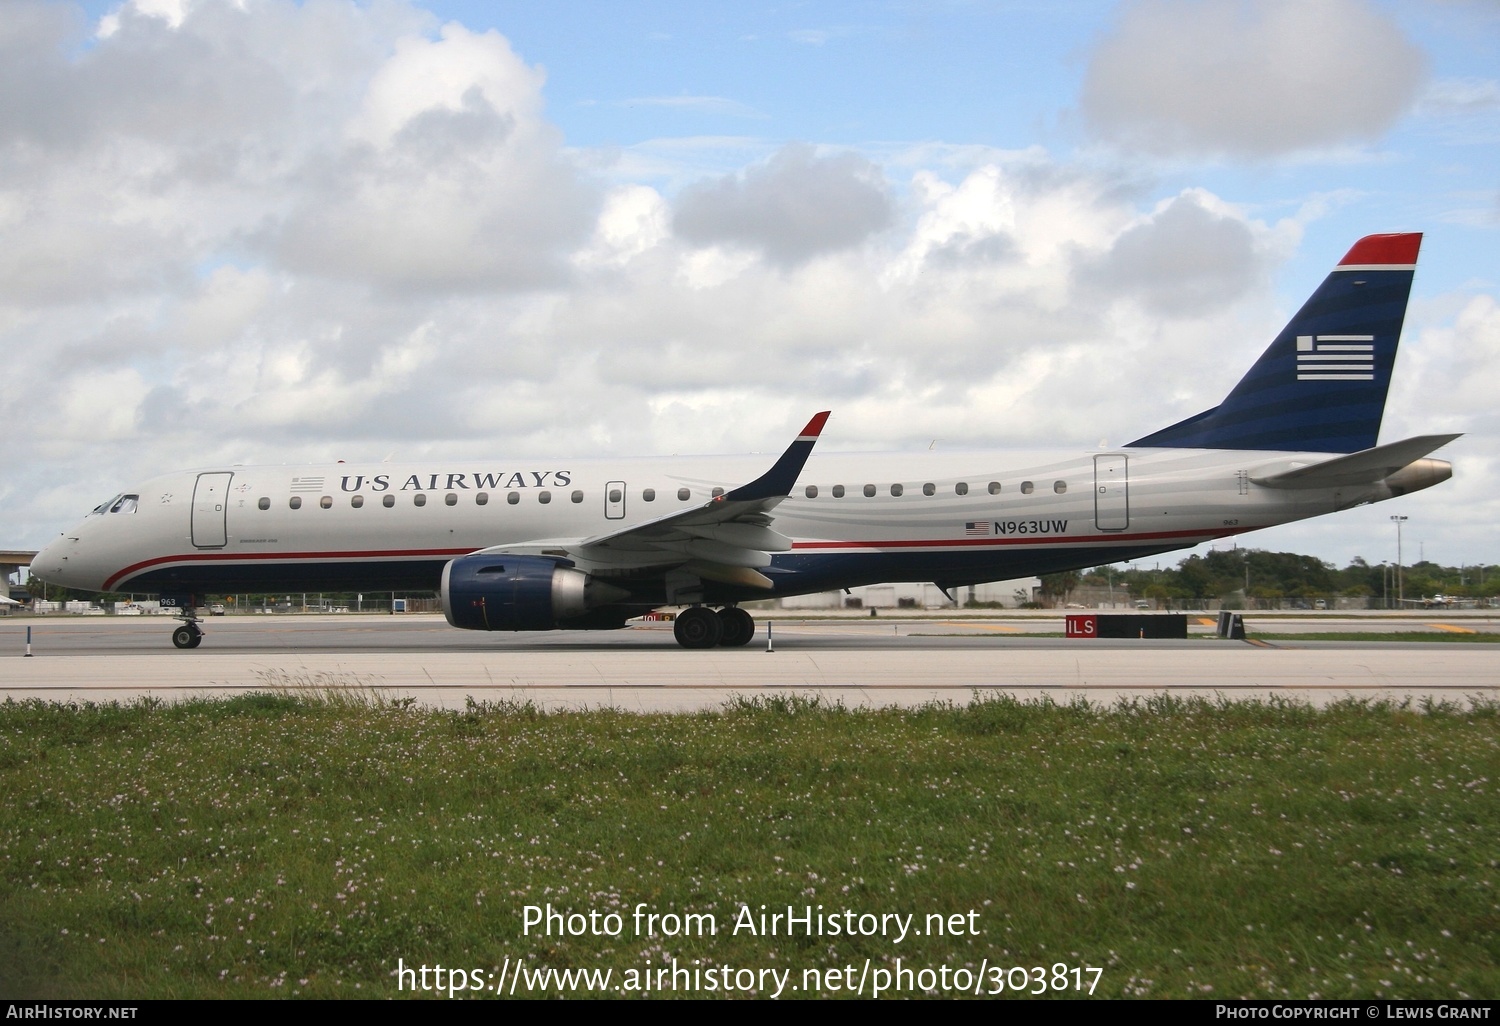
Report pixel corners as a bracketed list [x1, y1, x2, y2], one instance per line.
[444, 493, 457, 506]
[833, 485, 845, 498]
[1021, 481, 1034, 495]
[608, 489, 621, 503]
[711, 487, 724, 498]
[382, 495, 395, 508]
[956, 482, 969, 496]
[538, 491, 552, 504]
[643, 488, 656, 502]
[476, 492, 489, 505]
[573, 490, 586, 503]
[507, 492, 519, 505]
[863, 484, 876, 497]
[805, 485, 818, 498]
[922, 483, 935, 496]
[413, 494, 427, 507]
[320, 496, 332, 509]
[1054, 480, 1066, 494]
[890, 484, 903, 497]
[677, 488, 690, 501]
[351, 495, 364, 508]
[257, 497, 270, 510]
[289, 496, 302, 510]
[988, 482, 1001, 495]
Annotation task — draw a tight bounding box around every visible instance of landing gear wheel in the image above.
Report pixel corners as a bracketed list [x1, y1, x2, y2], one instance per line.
[717, 607, 755, 647]
[674, 606, 724, 649]
[172, 625, 199, 649]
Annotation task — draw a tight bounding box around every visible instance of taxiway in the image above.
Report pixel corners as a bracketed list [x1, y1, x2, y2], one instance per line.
[2, 613, 1495, 711]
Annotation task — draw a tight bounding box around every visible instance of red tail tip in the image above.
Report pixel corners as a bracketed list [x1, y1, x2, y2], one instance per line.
[1339, 232, 1422, 267]
[800, 411, 831, 438]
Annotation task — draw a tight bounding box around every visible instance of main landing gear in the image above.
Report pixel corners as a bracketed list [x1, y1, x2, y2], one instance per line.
[171, 617, 204, 649]
[673, 606, 756, 649]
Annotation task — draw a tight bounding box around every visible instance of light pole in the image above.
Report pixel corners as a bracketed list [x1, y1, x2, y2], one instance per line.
[1391, 515, 1408, 606]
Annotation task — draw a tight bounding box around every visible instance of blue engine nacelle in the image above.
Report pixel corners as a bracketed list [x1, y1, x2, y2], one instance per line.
[441, 554, 591, 631]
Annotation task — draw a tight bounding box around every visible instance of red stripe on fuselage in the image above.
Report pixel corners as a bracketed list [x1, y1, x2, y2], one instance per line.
[104, 526, 1249, 590]
[789, 526, 1246, 551]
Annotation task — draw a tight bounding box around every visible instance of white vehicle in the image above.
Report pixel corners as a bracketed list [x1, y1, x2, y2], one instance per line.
[32, 234, 1457, 650]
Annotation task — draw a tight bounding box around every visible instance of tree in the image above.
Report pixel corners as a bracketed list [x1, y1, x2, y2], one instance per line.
[1038, 571, 1079, 606]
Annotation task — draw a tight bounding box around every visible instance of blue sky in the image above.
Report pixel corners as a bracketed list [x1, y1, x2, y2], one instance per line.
[8, 0, 1500, 573]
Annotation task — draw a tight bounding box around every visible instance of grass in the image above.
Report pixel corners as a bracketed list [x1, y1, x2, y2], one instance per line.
[0, 693, 1496, 1000]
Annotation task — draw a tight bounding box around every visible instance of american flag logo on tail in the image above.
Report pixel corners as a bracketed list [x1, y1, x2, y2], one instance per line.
[1297, 335, 1374, 381]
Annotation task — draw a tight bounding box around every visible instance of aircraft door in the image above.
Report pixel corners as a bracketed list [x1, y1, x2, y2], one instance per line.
[191, 472, 234, 548]
[1093, 455, 1129, 532]
[605, 480, 626, 520]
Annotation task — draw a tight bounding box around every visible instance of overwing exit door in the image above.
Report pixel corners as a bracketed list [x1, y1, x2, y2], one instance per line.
[605, 480, 626, 520]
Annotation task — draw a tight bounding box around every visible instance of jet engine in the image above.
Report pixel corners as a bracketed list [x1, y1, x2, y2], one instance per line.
[1379, 458, 1452, 498]
[441, 554, 626, 631]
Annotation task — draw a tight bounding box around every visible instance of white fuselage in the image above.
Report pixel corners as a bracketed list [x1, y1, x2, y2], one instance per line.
[34, 445, 1367, 601]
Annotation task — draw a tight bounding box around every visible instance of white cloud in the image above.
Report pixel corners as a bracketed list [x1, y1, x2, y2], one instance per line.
[347, 22, 545, 148]
[574, 185, 671, 270]
[1081, 0, 1427, 158]
[673, 143, 895, 265]
[1419, 78, 1500, 114]
[1076, 190, 1272, 316]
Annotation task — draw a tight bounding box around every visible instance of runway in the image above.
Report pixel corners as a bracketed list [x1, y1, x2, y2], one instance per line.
[2, 613, 1496, 711]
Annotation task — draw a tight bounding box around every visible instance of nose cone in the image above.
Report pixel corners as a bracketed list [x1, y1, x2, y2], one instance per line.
[32, 530, 86, 589]
[32, 537, 65, 580]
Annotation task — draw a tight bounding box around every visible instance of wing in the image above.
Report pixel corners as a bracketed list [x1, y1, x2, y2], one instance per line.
[474, 412, 830, 591]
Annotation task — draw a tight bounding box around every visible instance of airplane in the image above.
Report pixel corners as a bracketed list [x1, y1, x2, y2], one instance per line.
[31, 232, 1458, 650]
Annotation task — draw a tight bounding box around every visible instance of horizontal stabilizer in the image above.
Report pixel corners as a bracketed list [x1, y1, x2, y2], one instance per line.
[1250, 434, 1461, 489]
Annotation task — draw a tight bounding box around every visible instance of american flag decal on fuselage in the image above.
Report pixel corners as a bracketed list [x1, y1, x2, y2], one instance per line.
[964, 522, 990, 537]
[1297, 334, 1374, 381]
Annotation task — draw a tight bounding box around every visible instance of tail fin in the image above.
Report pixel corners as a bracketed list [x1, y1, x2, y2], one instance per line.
[1128, 233, 1421, 453]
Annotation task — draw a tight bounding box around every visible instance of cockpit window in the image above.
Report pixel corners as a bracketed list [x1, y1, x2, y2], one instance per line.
[109, 495, 139, 514]
[92, 495, 122, 515]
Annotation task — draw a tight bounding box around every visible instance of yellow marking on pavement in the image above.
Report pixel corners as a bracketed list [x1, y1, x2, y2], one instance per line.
[1196, 617, 1216, 626]
[1428, 623, 1476, 634]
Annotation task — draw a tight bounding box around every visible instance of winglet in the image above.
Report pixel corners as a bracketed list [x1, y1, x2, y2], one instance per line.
[796, 411, 831, 441]
[723, 412, 831, 502]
